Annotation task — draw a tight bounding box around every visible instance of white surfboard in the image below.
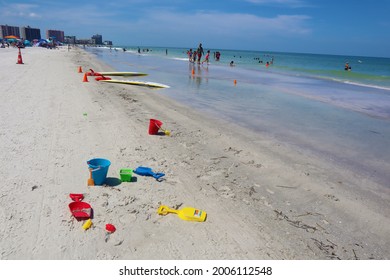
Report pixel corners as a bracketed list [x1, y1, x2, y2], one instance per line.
[99, 79, 170, 89]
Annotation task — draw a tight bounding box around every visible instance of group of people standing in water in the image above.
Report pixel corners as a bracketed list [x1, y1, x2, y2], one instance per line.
[185, 45, 353, 72]
[187, 43, 219, 65]
[187, 43, 205, 64]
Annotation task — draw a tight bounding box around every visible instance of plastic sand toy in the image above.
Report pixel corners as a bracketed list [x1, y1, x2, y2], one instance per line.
[69, 193, 84, 202]
[133, 166, 165, 181]
[148, 119, 170, 135]
[87, 168, 94, 186]
[157, 205, 207, 222]
[69, 201, 92, 220]
[82, 219, 92, 230]
[120, 168, 133, 182]
[105, 224, 116, 242]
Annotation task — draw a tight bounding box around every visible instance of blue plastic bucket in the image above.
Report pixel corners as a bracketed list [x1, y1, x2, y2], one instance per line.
[87, 158, 111, 185]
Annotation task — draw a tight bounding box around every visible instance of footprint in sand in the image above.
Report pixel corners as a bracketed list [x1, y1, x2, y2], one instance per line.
[245, 159, 263, 168]
[96, 250, 116, 260]
[119, 212, 137, 225]
[218, 186, 236, 199]
[224, 147, 243, 155]
[324, 194, 340, 201]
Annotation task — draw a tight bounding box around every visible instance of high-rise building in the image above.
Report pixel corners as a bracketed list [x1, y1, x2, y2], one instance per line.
[76, 38, 93, 45]
[0, 24, 20, 38]
[91, 34, 103, 45]
[20, 26, 41, 41]
[64, 36, 76, 44]
[46, 30, 64, 42]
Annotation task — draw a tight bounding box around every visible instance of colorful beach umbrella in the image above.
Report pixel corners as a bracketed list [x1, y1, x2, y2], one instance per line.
[4, 35, 19, 39]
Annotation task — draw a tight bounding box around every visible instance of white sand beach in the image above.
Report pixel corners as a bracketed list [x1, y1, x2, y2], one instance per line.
[0, 46, 389, 260]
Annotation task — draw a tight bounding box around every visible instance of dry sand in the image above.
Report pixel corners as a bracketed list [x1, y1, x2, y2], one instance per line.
[0, 46, 389, 260]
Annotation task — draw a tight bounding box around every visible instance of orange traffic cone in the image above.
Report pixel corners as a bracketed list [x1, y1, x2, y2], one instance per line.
[16, 48, 24, 64]
[82, 73, 89, 82]
[78, 66, 83, 73]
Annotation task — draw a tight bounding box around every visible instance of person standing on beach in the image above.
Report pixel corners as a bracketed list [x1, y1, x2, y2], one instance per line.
[197, 43, 204, 64]
[215, 51, 221, 61]
[202, 50, 210, 65]
[188, 49, 193, 62]
[192, 50, 197, 63]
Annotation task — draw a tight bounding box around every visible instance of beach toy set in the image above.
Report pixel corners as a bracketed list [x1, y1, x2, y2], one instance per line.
[68, 193, 93, 231]
[81, 157, 205, 224]
[86, 157, 167, 185]
[81, 158, 205, 223]
[68, 193, 117, 236]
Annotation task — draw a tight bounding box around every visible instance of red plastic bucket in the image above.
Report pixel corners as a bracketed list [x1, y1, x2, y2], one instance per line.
[149, 119, 163, 135]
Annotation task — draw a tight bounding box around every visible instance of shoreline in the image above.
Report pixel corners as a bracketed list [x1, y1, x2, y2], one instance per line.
[0, 46, 389, 259]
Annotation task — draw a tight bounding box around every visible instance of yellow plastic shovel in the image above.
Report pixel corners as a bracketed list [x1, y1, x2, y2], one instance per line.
[157, 205, 207, 222]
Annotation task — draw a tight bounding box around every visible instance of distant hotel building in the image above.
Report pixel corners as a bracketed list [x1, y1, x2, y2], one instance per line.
[46, 30, 64, 42]
[76, 38, 93, 45]
[0, 24, 20, 38]
[20, 26, 41, 41]
[2, 24, 113, 46]
[64, 36, 76, 44]
[91, 34, 103, 45]
[75, 34, 112, 45]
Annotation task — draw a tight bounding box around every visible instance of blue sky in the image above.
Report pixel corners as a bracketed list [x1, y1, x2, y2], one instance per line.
[1, 0, 389, 57]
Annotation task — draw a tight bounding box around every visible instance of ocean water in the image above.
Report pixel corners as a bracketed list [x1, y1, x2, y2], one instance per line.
[87, 46, 390, 187]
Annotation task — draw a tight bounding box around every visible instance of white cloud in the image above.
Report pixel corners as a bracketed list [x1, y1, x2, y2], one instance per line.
[0, 3, 42, 18]
[28, 12, 40, 18]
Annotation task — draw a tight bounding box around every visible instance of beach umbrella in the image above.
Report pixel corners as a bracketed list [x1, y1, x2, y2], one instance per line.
[5, 35, 19, 39]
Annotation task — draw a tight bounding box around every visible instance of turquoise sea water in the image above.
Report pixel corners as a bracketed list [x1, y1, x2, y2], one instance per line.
[87, 46, 390, 187]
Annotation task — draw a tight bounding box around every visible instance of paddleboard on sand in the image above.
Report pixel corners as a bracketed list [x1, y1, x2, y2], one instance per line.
[99, 79, 170, 89]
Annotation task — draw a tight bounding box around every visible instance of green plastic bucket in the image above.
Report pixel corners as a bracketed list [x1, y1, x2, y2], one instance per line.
[120, 169, 133, 182]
